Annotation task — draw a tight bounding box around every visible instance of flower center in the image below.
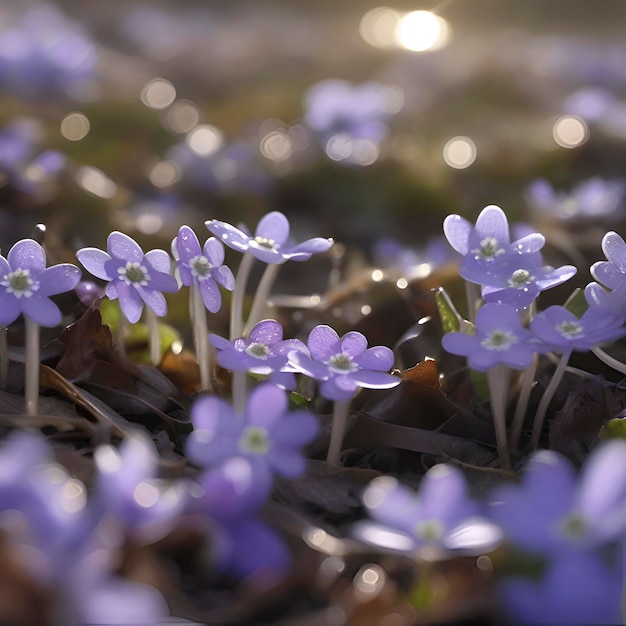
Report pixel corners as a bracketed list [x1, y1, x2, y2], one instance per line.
[245, 342, 271, 359]
[118, 262, 150, 286]
[558, 512, 588, 542]
[471, 236, 505, 261]
[481, 330, 516, 351]
[327, 353, 359, 373]
[254, 236, 276, 249]
[556, 320, 583, 339]
[508, 269, 532, 288]
[2, 268, 38, 298]
[414, 519, 444, 542]
[238, 426, 270, 455]
[190, 255, 211, 279]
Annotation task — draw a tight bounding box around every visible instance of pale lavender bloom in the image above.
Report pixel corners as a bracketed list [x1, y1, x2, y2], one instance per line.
[356, 465, 501, 553]
[530, 304, 626, 353]
[76, 231, 179, 323]
[442, 302, 535, 371]
[172, 225, 234, 312]
[0, 238, 81, 327]
[288, 324, 400, 401]
[489, 441, 626, 554]
[206, 211, 333, 264]
[591, 230, 626, 293]
[186, 382, 319, 498]
[527, 177, 625, 220]
[584, 280, 626, 324]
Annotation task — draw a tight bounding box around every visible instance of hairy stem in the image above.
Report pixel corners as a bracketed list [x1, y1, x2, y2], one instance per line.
[510, 352, 538, 451]
[486, 364, 512, 470]
[326, 399, 351, 466]
[145, 308, 160, 367]
[190, 286, 212, 392]
[232, 370, 247, 414]
[0, 327, 7, 390]
[244, 263, 280, 335]
[24, 318, 40, 417]
[531, 350, 571, 449]
[464, 280, 482, 324]
[591, 345, 626, 376]
[230, 251, 255, 340]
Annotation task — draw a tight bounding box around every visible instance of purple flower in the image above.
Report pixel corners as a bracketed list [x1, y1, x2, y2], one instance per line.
[489, 441, 626, 554]
[172, 225, 234, 313]
[288, 324, 400, 401]
[584, 280, 626, 324]
[76, 231, 179, 323]
[0, 238, 81, 327]
[186, 382, 319, 498]
[442, 302, 535, 371]
[355, 465, 501, 553]
[530, 304, 626, 353]
[591, 230, 626, 292]
[206, 211, 333, 264]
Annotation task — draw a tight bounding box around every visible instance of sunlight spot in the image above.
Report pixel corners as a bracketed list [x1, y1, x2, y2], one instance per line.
[360, 7, 401, 49]
[141, 78, 176, 110]
[553, 115, 589, 148]
[164, 100, 201, 133]
[186, 124, 223, 157]
[60, 112, 90, 141]
[76, 166, 117, 199]
[443, 136, 477, 169]
[395, 11, 451, 52]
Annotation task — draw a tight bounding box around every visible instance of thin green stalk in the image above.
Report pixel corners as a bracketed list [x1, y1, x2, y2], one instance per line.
[531, 350, 571, 449]
[486, 364, 512, 471]
[230, 251, 255, 340]
[591, 345, 626, 376]
[0, 326, 7, 390]
[24, 318, 40, 417]
[145, 308, 160, 367]
[244, 263, 280, 335]
[190, 286, 212, 392]
[326, 399, 351, 466]
[510, 352, 538, 451]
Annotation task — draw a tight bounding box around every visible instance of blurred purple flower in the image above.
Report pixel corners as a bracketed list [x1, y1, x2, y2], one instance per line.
[0, 238, 81, 327]
[442, 302, 535, 371]
[186, 382, 319, 498]
[206, 211, 333, 264]
[172, 225, 234, 313]
[526, 178, 625, 220]
[76, 231, 179, 323]
[288, 324, 399, 401]
[530, 304, 626, 353]
[356, 465, 501, 553]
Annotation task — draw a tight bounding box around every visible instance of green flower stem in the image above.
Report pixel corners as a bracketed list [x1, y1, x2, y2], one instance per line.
[24, 318, 40, 417]
[243, 262, 280, 335]
[486, 364, 512, 470]
[531, 349, 572, 449]
[230, 250, 255, 340]
[591, 345, 626, 376]
[145, 308, 160, 367]
[510, 352, 538, 451]
[232, 370, 247, 414]
[190, 286, 212, 392]
[326, 399, 351, 466]
[465, 280, 482, 324]
[0, 327, 7, 390]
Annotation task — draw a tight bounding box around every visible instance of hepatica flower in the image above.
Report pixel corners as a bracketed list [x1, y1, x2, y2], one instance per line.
[206, 211, 333, 264]
[0, 238, 81, 327]
[172, 225, 234, 313]
[591, 229, 626, 292]
[76, 231, 179, 323]
[186, 382, 319, 497]
[288, 324, 400, 401]
[442, 302, 535, 371]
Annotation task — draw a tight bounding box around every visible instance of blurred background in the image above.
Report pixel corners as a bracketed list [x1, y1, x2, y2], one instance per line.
[1, 0, 626, 322]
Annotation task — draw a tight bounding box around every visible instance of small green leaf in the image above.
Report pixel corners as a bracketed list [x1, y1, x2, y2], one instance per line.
[601, 418, 626, 440]
[563, 288, 588, 318]
[435, 287, 469, 334]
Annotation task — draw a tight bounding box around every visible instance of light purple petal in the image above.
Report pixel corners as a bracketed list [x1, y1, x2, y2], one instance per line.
[349, 369, 399, 389]
[8, 239, 46, 273]
[246, 383, 288, 428]
[509, 233, 545, 254]
[340, 331, 368, 357]
[590, 261, 623, 290]
[248, 319, 283, 345]
[210, 334, 234, 351]
[107, 231, 143, 263]
[442, 332, 480, 357]
[288, 351, 330, 380]
[419, 464, 471, 522]
[443, 214, 472, 255]
[137, 287, 168, 317]
[267, 450, 306, 478]
[144, 249, 172, 274]
[76, 247, 113, 280]
[273, 338, 308, 359]
[191, 395, 238, 431]
[37, 264, 81, 296]
[21, 295, 61, 327]
[198, 279, 221, 313]
[105, 282, 118, 299]
[205, 219, 251, 253]
[214, 265, 235, 290]
[601, 230, 626, 271]
[501, 343, 535, 369]
[468, 350, 502, 371]
[307, 324, 341, 360]
[476, 302, 522, 332]
[256, 211, 290, 246]
[321, 376, 358, 400]
[175, 226, 202, 263]
[203, 237, 225, 265]
[116, 282, 144, 323]
[474, 205, 510, 245]
[146, 270, 179, 293]
[534, 265, 577, 289]
[247, 242, 286, 265]
[356, 346, 394, 371]
[0, 256, 9, 276]
[271, 411, 319, 446]
[0, 292, 21, 326]
[364, 477, 423, 536]
[284, 237, 334, 259]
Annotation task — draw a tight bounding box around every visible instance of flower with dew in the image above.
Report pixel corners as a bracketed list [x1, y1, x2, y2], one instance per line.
[210, 319, 308, 390]
[186, 382, 319, 499]
[172, 225, 234, 313]
[76, 231, 179, 323]
[0, 238, 81, 327]
[206, 211, 333, 265]
[355, 465, 501, 554]
[288, 324, 400, 401]
[442, 302, 535, 371]
[590, 229, 626, 294]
